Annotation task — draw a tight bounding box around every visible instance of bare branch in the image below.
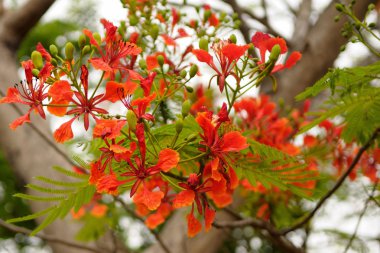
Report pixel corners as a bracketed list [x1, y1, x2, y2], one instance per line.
[0, 0, 55, 50]
[115, 197, 171, 253]
[213, 210, 305, 253]
[281, 128, 380, 235]
[343, 179, 379, 253]
[223, 0, 252, 42]
[0, 219, 105, 253]
[0, 0, 4, 17]
[291, 0, 312, 50]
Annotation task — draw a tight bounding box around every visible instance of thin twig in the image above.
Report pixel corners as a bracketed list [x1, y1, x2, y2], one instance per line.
[0, 218, 104, 253]
[0, 89, 75, 167]
[115, 197, 171, 253]
[281, 128, 380, 235]
[214, 209, 305, 253]
[343, 179, 379, 253]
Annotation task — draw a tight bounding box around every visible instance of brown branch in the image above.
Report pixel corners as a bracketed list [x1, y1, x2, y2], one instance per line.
[0, 218, 105, 253]
[291, 0, 312, 50]
[213, 211, 305, 253]
[281, 128, 380, 235]
[0, 0, 56, 50]
[343, 179, 378, 253]
[115, 197, 171, 253]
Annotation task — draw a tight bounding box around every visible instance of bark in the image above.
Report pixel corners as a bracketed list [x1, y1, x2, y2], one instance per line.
[0, 1, 124, 252]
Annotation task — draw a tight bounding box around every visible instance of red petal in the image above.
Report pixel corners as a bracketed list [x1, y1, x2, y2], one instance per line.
[157, 148, 180, 172]
[9, 113, 31, 130]
[0, 88, 24, 104]
[104, 81, 138, 103]
[53, 118, 75, 143]
[36, 42, 51, 62]
[187, 212, 202, 237]
[83, 29, 100, 48]
[96, 173, 123, 195]
[192, 49, 213, 65]
[142, 189, 165, 210]
[93, 119, 126, 139]
[48, 80, 73, 102]
[220, 131, 248, 152]
[161, 34, 177, 46]
[145, 213, 165, 229]
[221, 44, 249, 62]
[47, 99, 69, 116]
[173, 190, 195, 209]
[89, 58, 113, 72]
[251, 32, 271, 46]
[204, 206, 216, 232]
[284, 51, 302, 69]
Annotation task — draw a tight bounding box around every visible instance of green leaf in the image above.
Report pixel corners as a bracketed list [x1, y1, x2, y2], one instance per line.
[34, 176, 88, 187]
[25, 184, 75, 194]
[6, 206, 57, 223]
[14, 193, 66, 202]
[52, 166, 89, 179]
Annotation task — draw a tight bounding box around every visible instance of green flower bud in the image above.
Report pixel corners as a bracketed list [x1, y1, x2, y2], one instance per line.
[229, 34, 237, 44]
[189, 65, 198, 78]
[248, 44, 255, 55]
[129, 15, 139, 26]
[335, 3, 344, 12]
[65, 42, 75, 61]
[82, 45, 90, 55]
[340, 45, 346, 52]
[181, 100, 191, 118]
[185, 85, 193, 93]
[368, 3, 375, 11]
[93, 33, 102, 45]
[204, 10, 212, 21]
[157, 55, 165, 66]
[127, 110, 137, 131]
[185, 133, 198, 142]
[180, 69, 187, 78]
[269, 44, 281, 62]
[31, 51, 43, 69]
[219, 12, 227, 20]
[150, 25, 160, 40]
[232, 13, 239, 20]
[78, 34, 86, 48]
[51, 58, 58, 67]
[199, 38, 209, 51]
[369, 22, 376, 29]
[334, 15, 341, 22]
[49, 44, 58, 56]
[176, 118, 183, 134]
[234, 20, 241, 29]
[32, 68, 40, 77]
[139, 59, 147, 69]
[198, 29, 206, 37]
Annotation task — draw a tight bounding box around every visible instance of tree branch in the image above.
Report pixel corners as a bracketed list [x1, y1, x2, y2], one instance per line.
[115, 197, 171, 253]
[213, 210, 305, 253]
[281, 128, 380, 235]
[0, 0, 55, 50]
[291, 0, 312, 50]
[0, 219, 105, 253]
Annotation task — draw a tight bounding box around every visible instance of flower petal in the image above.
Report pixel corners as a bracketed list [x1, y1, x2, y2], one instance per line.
[173, 190, 195, 209]
[192, 49, 213, 65]
[157, 148, 180, 172]
[220, 131, 248, 152]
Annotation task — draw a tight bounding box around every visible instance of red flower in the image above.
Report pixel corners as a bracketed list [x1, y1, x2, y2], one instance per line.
[193, 40, 249, 92]
[84, 19, 142, 80]
[251, 32, 301, 73]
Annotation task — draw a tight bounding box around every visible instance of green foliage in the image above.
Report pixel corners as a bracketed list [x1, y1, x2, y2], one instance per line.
[296, 61, 380, 144]
[6, 166, 95, 236]
[236, 139, 317, 198]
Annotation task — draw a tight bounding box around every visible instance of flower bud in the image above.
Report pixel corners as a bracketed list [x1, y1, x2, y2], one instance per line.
[182, 100, 191, 118]
[78, 34, 86, 48]
[65, 42, 75, 61]
[139, 59, 147, 69]
[127, 110, 137, 131]
[269, 44, 281, 62]
[176, 118, 183, 134]
[203, 10, 212, 21]
[248, 44, 255, 55]
[93, 33, 102, 45]
[51, 58, 58, 67]
[199, 38, 209, 51]
[157, 55, 165, 66]
[129, 15, 138, 26]
[185, 133, 198, 142]
[49, 44, 58, 56]
[82, 45, 91, 55]
[189, 65, 198, 78]
[180, 69, 187, 78]
[229, 34, 237, 44]
[31, 51, 43, 69]
[368, 3, 375, 11]
[150, 25, 160, 40]
[185, 86, 193, 93]
[335, 3, 344, 12]
[32, 68, 40, 77]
